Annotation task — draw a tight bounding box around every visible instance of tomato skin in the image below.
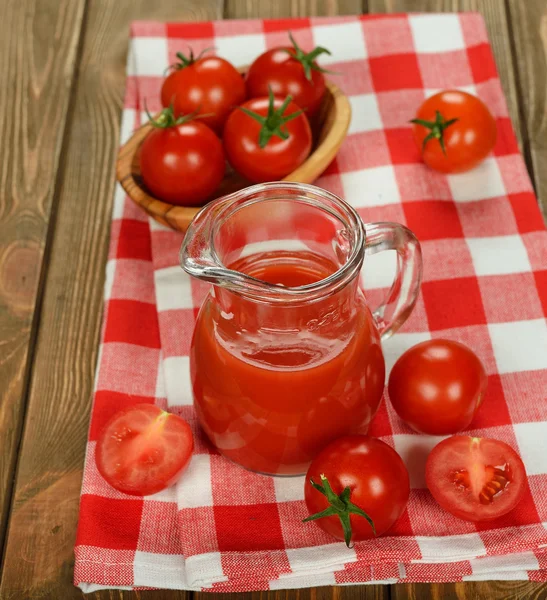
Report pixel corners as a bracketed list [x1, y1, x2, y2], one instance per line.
[140, 120, 225, 206]
[426, 435, 526, 522]
[161, 56, 246, 132]
[304, 435, 410, 542]
[223, 97, 312, 183]
[246, 47, 326, 118]
[412, 90, 497, 173]
[388, 339, 487, 435]
[96, 404, 194, 496]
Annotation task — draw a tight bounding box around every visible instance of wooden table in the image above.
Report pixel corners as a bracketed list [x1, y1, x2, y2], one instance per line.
[1, 0, 546, 598]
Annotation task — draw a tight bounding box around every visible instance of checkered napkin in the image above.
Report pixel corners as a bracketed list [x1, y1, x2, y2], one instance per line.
[75, 14, 547, 593]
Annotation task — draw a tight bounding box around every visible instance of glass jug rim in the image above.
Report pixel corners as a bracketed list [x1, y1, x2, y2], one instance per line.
[180, 182, 366, 304]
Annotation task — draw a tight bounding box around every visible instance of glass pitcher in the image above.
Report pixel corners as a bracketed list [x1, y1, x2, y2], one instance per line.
[180, 182, 422, 476]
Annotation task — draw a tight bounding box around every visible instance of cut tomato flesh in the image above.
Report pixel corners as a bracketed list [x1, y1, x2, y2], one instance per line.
[96, 403, 194, 496]
[452, 463, 509, 505]
[426, 435, 526, 522]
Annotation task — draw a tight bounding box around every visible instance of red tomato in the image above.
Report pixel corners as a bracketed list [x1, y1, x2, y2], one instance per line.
[426, 435, 526, 522]
[96, 404, 194, 496]
[388, 339, 487, 436]
[411, 90, 497, 173]
[161, 51, 246, 132]
[304, 435, 410, 546]
[223, 92, 312, 183]
[246, 33, 330, 118]
[140, 107, 225, 206]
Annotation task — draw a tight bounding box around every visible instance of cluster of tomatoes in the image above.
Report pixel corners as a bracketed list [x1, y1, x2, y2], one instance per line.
[303, 339, 526, 546]
[95, 339, 526, 548]
[140, 42, 499, 211]
[140, 34, 333, 206]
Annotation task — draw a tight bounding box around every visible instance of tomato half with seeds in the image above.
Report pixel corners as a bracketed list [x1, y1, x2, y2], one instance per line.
[96, 404, 194, 496]
[411, 90, 497, 173]
[426, 436, 526, 522]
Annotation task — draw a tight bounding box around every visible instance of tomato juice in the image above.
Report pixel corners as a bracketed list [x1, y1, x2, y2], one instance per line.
[190, 250, 385, 475]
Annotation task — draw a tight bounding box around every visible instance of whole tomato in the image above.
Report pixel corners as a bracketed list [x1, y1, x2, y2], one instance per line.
[388, 339, 487, 435]
[246, 33, 331, 118]
[161, 50, 246, 132]
[304, 435, 410, 546]
[411, 90, 497, 173]
[140, 106, 225, 206]
[223, 90, 312, 183]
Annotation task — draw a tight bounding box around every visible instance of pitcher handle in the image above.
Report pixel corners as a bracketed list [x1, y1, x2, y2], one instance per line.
[364, 222, 422, 341]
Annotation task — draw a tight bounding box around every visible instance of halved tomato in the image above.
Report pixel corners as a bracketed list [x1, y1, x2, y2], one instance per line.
[96, 404, 193, 496]
[425, 435, 526, 522]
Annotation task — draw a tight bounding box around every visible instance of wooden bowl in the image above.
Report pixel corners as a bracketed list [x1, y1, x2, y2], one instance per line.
[116, 76, 351, 233]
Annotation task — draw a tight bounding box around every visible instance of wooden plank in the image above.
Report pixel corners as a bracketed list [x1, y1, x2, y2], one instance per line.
[0, 0, 222, 599]
[507, 0, 547, 217]
[195, 586, 388, 600]
[0, 0, 85, 556]
[389, 581, 547, 600]
[224, 0, 363, 19]
[366, 5, 546, 600]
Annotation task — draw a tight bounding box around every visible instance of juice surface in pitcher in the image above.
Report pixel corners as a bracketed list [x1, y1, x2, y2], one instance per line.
[190, 249, 385, 476]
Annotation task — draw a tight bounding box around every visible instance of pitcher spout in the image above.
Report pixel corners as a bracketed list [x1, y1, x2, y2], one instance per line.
[179, 192, 235, 286]
[180, 181, 366, 304]
[180, 187, 284, 299]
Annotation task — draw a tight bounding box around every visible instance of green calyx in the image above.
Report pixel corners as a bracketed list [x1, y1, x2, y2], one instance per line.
[303, 474, 376, 548]
[285, 31, 333, 82]
[238, 88, 304, 148]
[410, 110, 458, 155]
[167, 47, 213, 71]
[146, 104, 196, 129]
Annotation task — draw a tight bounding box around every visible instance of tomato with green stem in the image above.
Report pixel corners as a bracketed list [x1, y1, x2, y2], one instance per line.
[303, 435, 410, 546]
[223, 89, 312, 183]
[140, 106, 225, 206]
[411, 90, 497, 173]
[245, 32, 332, 118]
[161, 49, 246, 132]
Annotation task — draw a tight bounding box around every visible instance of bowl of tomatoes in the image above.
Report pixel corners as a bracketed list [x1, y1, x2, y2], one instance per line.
[116, 36, 351, 233]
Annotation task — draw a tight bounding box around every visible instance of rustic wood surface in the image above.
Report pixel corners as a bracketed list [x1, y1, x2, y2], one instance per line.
[507, 0, 547, 216]
[0, 0, 86, 560]
[0, 1, 545, 599]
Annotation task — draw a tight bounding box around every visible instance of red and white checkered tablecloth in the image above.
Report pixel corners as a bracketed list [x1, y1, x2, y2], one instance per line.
[75, 14, 547, 593]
